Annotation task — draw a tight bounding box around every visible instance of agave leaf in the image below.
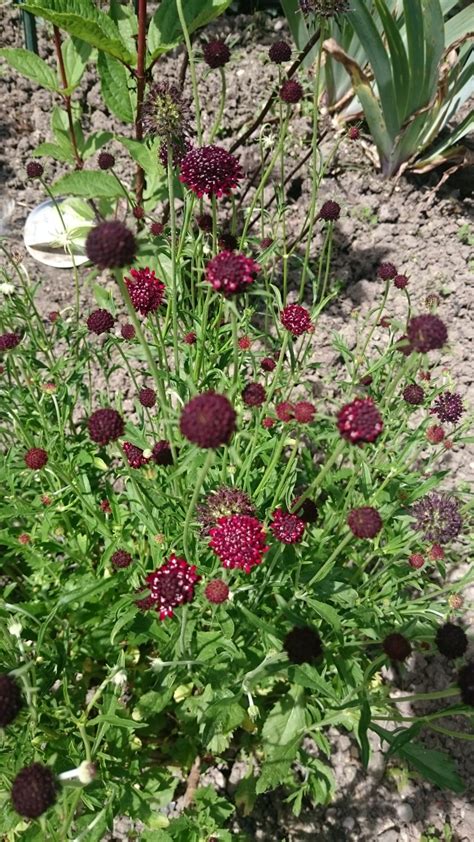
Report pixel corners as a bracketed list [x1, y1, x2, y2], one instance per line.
[402, 0, 426, 113]
[374, 0, 410, 124]
[421, 0, 445, 104]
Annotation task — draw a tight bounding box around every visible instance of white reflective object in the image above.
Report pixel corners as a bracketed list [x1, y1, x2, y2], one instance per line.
[23, 197, 93, 268]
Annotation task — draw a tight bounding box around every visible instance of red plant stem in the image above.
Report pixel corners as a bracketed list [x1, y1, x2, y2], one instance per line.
[135, 0, 147, 206]
[53, 26, 83, 170]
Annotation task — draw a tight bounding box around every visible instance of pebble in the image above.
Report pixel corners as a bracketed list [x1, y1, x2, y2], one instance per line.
[397, 802, 414, 823]
[377, 829, 399, 842]
[342, 816, 356, 831]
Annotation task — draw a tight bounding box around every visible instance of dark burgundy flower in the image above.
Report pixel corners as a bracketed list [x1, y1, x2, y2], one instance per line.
[409, 553, 425, 569]
[133, 205, 145, 220]
[203, 39, 230, 68]
[24, 448, 48, 470]
[48, 311, 59, 323]
[276, 401, 295, 422]
[139, 387, 156, 408]
[0, 675, 22, 727]
[260, 236, 274, 250]
[269, 41, 292, 63]
[292, 495, 318, 524]
[284, 626, 322, 664]
[197, 487, 255, 536]
[347, 507, 382, 539]
[218, 232, 238, 251]
[145, 555, 200, 620]
[261, 357, 276, 372]
[337, 397, 383, 444]
[426, 425, 445, 444]
[86, 308, 115, 335]
[123, 441, 149, 469]
[407, 315, 448, 353]
[11, 763, 58, 818]
[26, 161, 44, 178]
[294, 401, 316, 423]
[142, 82, 192, 142]
[262, 417, 275, 429]
[88, 408, 124, 446]
[196, 213, 213, 232]
[430, 392, 464, 425]
[270, 508, 305, 544]
[86, 221, 136, 270]
[111, 549, 133, 569]
[280, 79, 304, 103]
[179, 145, 243, 199]
[150, 221, 164, 236]
[411, 494, 462, 544]
[242, 382, 266, 407]
[100, 499, 112, 514]
[348, 125, 360, 140]
[135, 587, 155, 611]
[435, 623, 468, 659]
[209, 514, 268, 573]
[319, 200, 340, 221]
[204, 579, 229, 604]
[121, 323, 135, 340]
[180, 392, 236, 448]
[280, 304, 312, 336]
[458, 663, 474, 706]
[184, 331, 197, 345]
[151, 440, 174, 466]
[125, 267, 165, 316]
[403, 384, 425, 406]
[98, 151, 115, 170]
[394, 274, 408, 289]
[0, 332, 21, 353]
[429, 543, 444, 561]
[238, 336, 252, 350]
[206, 250, 259, 295]
[378, 262, 397, 280]
[383, 632, 411, 662]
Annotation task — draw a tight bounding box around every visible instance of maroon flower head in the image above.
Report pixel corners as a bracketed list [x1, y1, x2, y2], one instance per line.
[197, 487, 255, 536]
[218, 232, 238, 251]
[407, 314, 448, 353]
[292, 495, 318, 523]
[284, 626, 322, 664]
[0, 333, 21, 353]
[86, 221, 136, 270]
[133, 205, 145, 220]
[142, 82, 192, 142]
[294, 401, 316, 423]
[383, 632, 411, 662]
[179, 145, 243, 199]
[261, 357, 276, 372]
[139, 387, 156, 408]
[429, 543, 444, 561]
[184, 331, 197, 345]
[269, 40, 292, 63]
[180, 392, 236, 448]
[145, 555, 200, 620]
[0, 674, 22, 727]
[204, 579, 229, 604]
[409, 553, 425, 569]
[337, 397, 383, 444]
[121, 323, 135, 340]
[276, 401, 295, 422]
[411, 493, 462, 544]
[150, 221, 164, 236]
[348, 125, 360, 140]
[206, 250, 259, 296]
[88, 408, 124, 445]
[203, 39, 230, 68]
[430, 392, 464, 425]
[111, 549, 133, 569]
[238, 336, 252, 350]
[151, 440, 174, 466]
[458, 663, 474, 706]
[26, 161, 44, 178]
[242, 382, 266, 407]
[347, 506, 382, 539]
[280, 79, 304, 103]
[125, 267, 165, 316]
[196, 213, 213, 233]
[209, 514, 268, 573]
[123, 441, 149, 469]
[98, 151, 115, 170]
[135, 587, 155, 611]
[270, 508, 305, 544]
[48, 311, 59, 323]
[394, 274, 408, 289]
[86, 308, 115, 335]
[319, 200, 341, 221]
[262, 417, 275, 429]
[426, 425, 445, 444]
[24, 448, 48, 470]
[378, 262, 397, 280]
[403, 384, 425, 406]
[260, 236, 274, 250]
[11, 763, 58, 818]
[435, 622, 468, 659]
[280, 304, 312, 336]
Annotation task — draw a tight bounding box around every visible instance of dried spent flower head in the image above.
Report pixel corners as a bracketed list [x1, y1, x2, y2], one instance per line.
[11, 763, 58, 818]
[347, 507, 382, 539]
[0, 332, 21, 353]
[284, 626, 323, 664]
[242, 382, 266, 407]
[394, 274, 409, 289]
[139, 387, 156, 408]
[425, 293, 440, 309]
[203, 39, 230, 68]
[430, 392, 464, 425]
[294, 401, 316, 423]
[121, 323, 135, 340]
[86, 221, 136, 270]
[403, 384, 425, 406]
[280, 304, 312, 336]
[0, 674, 22, 727]
[319, 200, 341, 221]
[337, 397, 383, 444]
[426, 425, 445, 444]
[146, 555, 200, 619]
[24, 447, 48, 470]
[269, 40, 292, 63]
[86, 308, 115, 335]
[98, 151, 115, 170]
[206, 250, 259, 295]
[261, 356, 276, 372]
[197, 487, 255, 536]
[210, 514, 269, 573]
[280, 79, 304, 103]
[111, 549, 133, 569]
[449, 594, 464, 610]
[458, 663, 474, 706]
[125, 267, 165, 316]
[276, 401, 295, 422]
[180, 392, 236, 448]
[270, 508, 306, 544]
[435, 623, 468, 659]
[88, 408, 124, 446]
[411, 493, 462, 545]
[409, 553, 425, 569]
[407, 314, 448, 353]
[383, 632, 412, 662]
[179, 145, 243, 199]
[123, 441, 149, 469]
[378, 262, 397, 280]
[204, 579, 229, 604]
[151, 440, 173, 466]
[100, 499, 112, 514]
[26, 161, 44, 178]
[142, 82, 192, 142]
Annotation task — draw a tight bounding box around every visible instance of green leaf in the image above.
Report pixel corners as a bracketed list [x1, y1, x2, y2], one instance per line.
[373, 725, 465, 792]
[97, 51, 136, 124]
[61, 36, 93, 89]
[374, 0, 411, 122]
[306, 598, 341, 630]
[445, 6, 474, 46]
[421, 0, 445, 104]
[110, 0, 138, 57]
[357, 698, 371, 768]
[116, 136, 160, 171]
[262, 685, 306, 750]
[147, 0, 232, 64]
[32, 141, 75, 164]
[256, 738, 300, 794]
[50, 170, 127, 199]
[403, 0, 426, 113]
[0, 47, 58, 91]
[81, 131, 114, 161]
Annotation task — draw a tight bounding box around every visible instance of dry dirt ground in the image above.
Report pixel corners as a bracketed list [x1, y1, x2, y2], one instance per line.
[1, 7, 473, 842]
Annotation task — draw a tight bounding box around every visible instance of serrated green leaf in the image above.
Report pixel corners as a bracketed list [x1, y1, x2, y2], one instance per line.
[307, 598, 341, 630]
[147, 0, 232, 64]
[256, 737, 300, 794]
[373, 724, 465, 792]
[97, 51, 136, 124]
[262, 685, 306, 749]
[81, 131, 114, 161]
[32, 141, 75, 164]
[50, 170, 127, 199]
[61, 36, 92, 89]
[0, 47, 58, 91]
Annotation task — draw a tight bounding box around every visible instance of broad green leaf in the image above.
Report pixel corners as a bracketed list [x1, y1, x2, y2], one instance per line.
[147, 0, 232, 64]
[50, 170, 127, 199]
[415, 109, 474, 169]
[262, 685, 306, 749]
[116, 136, 161, 171]
[110, 0, 138, 57]
[374, 725, 465, 792]
[445, 7, 474, 47]
[256, 738, 300, 794]
[81, 130, 114, 160]
[306, 598, 341, 630]
[0, 47, 58, 91]
[97, 51, 136, 124]
[61, 36, 93, 89]
[32, 141, 75, 164]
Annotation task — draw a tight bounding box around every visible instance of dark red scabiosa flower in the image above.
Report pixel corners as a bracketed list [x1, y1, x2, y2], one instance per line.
[261, 356, 276, 372]
[294, 401, 316, 423]
[121, 323, 135, 340]
[337, 397, 383, 444]
[380, 317, 391, 329]
[378, 262, 397, 280]
[419, 370, 431, 381]
[407, 314, 448, 353]
[88, 408, 124, 446]
[0, 332, 21, 353]
[123, 441, 149, 469]
[262, 417, 275, 429]
[394, 274, 408, 289]
[280, 79, 304, 103]
[18, 533, 30, 546]
[26, 161, 44, 178]
[48, 311, 60, 323]
[409, 553, 425, 569]
[151, 440, 174, 466]
[145, 555, 200, 619]
[269, 40, 292, 63]
[209, 514, 268, 573]
[426, 425, 445, 444]
[292, 495, 318, 524]
[435, 623, 468, 659]
[100, 499, 112, 514]
[319, 200, 341, 221]
[430, 392, 464, 425]
[276, 401, 294, 422]
[260, 236, 274, 250]
[458, 663, 474, 706]
[403, 384, 425, 406]
[347, 506, 382, 539]
[238, 336, 252, 350]
[0, 674, 22, 727]
[125, 267, 165, 316]
[196, 214, 212, 234]
[429, 543, 444, 561]
[150, 221, 164, 236]
[204, 579, 229, 604]
[180, 392, 236, 448]
[139, 387, 156, 408]
[383, 632, 411, 662]
[280, 304, 312, 336]
[86, 308, 115, 335]
[197, 486, 255, 536]
[283, 626, 322, 664]
[218, 232, 238, 251]
[242, 382, 266, 407]
[184, 331, 197, 345]
[203, 39, 230, 68]
[270, 508, 305, 544]
[359, 374, 373, 386]
[411, 494, 462, 544]
[132, 206, 145, 220]
[24, 448, 48, 470]
[111, 549, 133, 569]
[86, 221, 136, 270]
[205, 250, 259, 296]
[11, 763, 58, 818]
[97, 151, 115, 170]
[179, 145, 243, 199]
[348, 125, 360, 140]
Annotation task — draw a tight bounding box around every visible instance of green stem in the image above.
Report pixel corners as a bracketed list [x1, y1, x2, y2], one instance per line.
[167, 144, 180, 372]
[176, 0, 202, 144]
[183, 450, 214, 557]
[209, 66, 226, 143]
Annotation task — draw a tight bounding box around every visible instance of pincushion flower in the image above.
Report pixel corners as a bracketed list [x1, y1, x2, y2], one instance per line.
[270, 508, 305, 544]
[11, 764, 58, 818]
[411, 494, 462, 544]
[407, 314, 448, 353]
[86, 221, 136, 270]
[125, 268, 165, 316]
[209, 514, 268, 573]
[179, 145, 243, 198]
[145, 555, 200, 619]
[337, 397, 383, 444]
[280, 304, 312, 336]
[284, 627, 323, 664]
[197, 487, 255, 536]
[88, 408, 124, 446]
[430, 392, 464, 424]
[180, 392, 236, 448]
[206, 251, 260, 295]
